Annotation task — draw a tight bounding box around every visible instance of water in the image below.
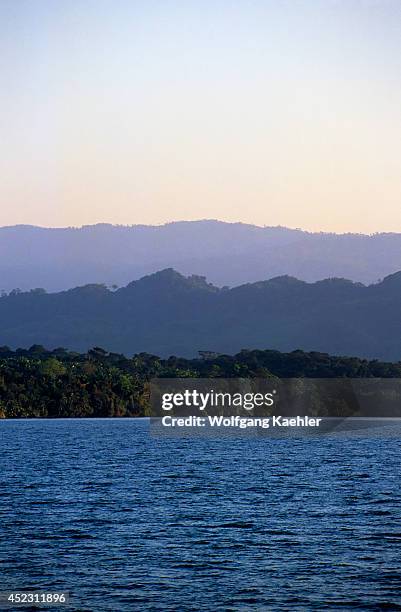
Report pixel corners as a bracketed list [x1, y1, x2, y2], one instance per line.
[1, 419, 401, 611]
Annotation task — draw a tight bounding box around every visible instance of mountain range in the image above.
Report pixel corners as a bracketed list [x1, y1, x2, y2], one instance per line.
[1, 268, 400, 361]
[1, 220, 401, 292]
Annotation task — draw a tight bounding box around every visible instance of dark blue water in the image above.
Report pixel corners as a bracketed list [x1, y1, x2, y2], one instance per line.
[1, 420, 401, 611]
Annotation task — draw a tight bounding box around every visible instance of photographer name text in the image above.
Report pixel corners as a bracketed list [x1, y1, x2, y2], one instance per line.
[161, 415, 322, 429]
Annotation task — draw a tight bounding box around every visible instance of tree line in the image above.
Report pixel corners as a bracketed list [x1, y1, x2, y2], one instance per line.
[0, 344, 400, 418]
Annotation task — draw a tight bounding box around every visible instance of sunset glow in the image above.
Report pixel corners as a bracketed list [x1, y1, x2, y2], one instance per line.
[1, 0, 401, 232]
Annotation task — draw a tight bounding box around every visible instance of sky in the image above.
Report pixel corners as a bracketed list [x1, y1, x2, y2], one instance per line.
[1, 0, 400, 233]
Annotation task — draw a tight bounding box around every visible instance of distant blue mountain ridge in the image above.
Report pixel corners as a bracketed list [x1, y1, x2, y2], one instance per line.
[1, 220, 401, 292]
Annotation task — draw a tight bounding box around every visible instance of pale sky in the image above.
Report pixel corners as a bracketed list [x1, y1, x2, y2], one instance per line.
[1, 0, 401, 233]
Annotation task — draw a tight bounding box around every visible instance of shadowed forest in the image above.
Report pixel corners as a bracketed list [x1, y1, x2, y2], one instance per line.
[1, 345, 400, 418]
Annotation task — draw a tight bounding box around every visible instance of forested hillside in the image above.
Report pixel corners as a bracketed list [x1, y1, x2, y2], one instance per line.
[1, 345, 400, 418]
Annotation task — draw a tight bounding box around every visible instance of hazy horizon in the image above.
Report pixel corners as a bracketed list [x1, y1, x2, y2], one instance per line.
[1, 0, 401, 233]
[2, 217, 401, 237]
